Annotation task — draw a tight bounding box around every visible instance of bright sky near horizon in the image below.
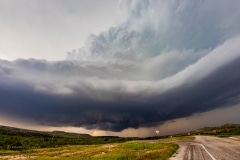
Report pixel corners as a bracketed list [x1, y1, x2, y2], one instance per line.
[1, 0, 240, 137]
[0, 0, 120, 60]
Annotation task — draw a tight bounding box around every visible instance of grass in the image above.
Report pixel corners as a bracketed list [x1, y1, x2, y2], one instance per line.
[158, 136, 194, 143]
[0, 141, 178, 160]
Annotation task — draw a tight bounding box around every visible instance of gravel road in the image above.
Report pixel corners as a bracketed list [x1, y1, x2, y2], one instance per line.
[172, 136, 240, 160]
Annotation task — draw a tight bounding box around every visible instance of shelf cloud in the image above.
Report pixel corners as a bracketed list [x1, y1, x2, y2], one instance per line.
[1, 0, 240, 132]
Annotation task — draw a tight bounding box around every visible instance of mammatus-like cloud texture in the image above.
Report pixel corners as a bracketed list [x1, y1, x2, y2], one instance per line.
[1, 0, 240, 131]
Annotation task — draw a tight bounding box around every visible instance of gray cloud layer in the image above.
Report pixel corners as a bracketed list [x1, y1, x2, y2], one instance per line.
[1, 0, 240, 131]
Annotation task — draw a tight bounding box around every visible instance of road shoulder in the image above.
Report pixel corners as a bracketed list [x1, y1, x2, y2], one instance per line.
[170, 139, 194, 160]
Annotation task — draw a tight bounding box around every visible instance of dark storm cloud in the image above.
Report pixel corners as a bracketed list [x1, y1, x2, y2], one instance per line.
[1, 0, 240, 131]
[1, 50, 240, 131]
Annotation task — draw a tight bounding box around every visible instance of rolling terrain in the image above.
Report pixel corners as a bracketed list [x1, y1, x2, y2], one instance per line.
[0, 124, 240, 159]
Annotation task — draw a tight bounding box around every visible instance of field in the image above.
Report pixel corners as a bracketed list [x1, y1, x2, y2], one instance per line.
[0, 125, 180, 159]
[1, 123, 239, 159]
[0, 141, 178, 160]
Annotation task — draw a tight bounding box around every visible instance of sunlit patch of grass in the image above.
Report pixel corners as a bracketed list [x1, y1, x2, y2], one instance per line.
[122, 142, 179, 160]
[123, 141, 173, 150]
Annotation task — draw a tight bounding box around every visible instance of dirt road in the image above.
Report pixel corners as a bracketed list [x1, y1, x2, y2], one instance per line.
[172, 136, 240, 160]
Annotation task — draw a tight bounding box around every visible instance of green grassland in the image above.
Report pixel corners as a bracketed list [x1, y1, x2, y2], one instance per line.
[0, 141, 178, 160]
[0, 125, 179, 159]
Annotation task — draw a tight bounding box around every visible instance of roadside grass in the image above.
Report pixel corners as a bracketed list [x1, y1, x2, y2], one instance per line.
[158, 136, 194, 143]
[0, 140, 179, 160]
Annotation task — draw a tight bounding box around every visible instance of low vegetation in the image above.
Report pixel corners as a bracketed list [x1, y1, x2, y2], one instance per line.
[0, 141, 178, 160]
[175, 123, 240, 137]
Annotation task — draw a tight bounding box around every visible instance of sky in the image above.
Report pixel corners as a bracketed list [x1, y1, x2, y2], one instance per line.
[1, 0, 240, 137]
[0, 0, 120, 60]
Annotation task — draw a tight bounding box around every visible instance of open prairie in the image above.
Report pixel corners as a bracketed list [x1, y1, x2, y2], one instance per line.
[0, 141, 178, 160]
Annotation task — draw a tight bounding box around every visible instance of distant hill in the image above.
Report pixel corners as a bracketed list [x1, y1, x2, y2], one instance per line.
[175, 123, 240, 137]
[0, 125, 91, 138]
[193, 123, 240, 136]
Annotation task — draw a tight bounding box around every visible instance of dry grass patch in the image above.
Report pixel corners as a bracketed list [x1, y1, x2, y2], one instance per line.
[0, 141, 178, 160]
